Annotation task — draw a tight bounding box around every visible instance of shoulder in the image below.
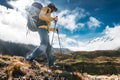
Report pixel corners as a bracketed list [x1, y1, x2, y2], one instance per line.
[42, 6, 51, 12]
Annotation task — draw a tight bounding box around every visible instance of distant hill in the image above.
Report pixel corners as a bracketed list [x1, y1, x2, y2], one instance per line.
[0, 39, 71, 56]
[0, 39, 35, 56]
[54, 48, 72, 54]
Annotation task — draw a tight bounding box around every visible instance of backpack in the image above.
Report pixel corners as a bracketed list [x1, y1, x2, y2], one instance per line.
[26, 2, 43, 32]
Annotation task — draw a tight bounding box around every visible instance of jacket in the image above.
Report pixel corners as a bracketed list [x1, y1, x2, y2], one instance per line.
[38, 6, 55, 32]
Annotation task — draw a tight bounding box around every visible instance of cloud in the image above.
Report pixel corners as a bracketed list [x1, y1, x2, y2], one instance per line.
[77, 23, 85, 28]
[105, 25, 120, 38]
[58, 8, 88, 31]
[85, 25, 120, 50]
[0, 5, 40, 45]
[0, 0, 120, 51]
[9, 0, 33, 10]
[44, 0, 51, 4]
[0, 0, 52, 46]
[87, 16, 101, 28]
[49, 32, 86, 51]
[49, 25, 120, 51]
[0, 5, 8, 13]
[0, 6, 120, 51]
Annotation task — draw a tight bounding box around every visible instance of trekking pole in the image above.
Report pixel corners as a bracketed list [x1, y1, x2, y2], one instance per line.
[57, 31, 63, 57]
[51, 17, 62, 55]
[57, 29, 65, 70]
[55, 23, 65, 70]
[51, 16, 64, 70]
[51, 20, 57, 45]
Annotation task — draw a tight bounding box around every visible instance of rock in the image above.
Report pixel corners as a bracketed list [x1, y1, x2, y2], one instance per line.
[0, 55, 83, 80]
[0, 54, 120, 80]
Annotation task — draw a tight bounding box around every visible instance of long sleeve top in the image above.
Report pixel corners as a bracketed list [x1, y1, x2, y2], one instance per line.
[38, 7, 55, 32]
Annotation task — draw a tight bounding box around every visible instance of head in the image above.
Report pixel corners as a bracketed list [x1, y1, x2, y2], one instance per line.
[48, 3, 58, 12]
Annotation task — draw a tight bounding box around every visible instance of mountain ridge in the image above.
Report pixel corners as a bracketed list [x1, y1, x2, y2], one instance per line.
[0, 39, 71, 56]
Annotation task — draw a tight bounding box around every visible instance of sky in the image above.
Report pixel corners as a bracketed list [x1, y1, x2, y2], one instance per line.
[0, 0, 120, 51]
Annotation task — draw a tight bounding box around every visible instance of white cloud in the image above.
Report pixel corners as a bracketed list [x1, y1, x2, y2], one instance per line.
[0, 6, 8, 13]
[49, 32, 86, 51]
[85, 25, 120, 51]
[58, 8, 88, 31]
[0, 0, 52, 45]
[87, 16, 101, 28]
[105, 25, 120, 38]
[0, 1, 120, 51]
[0, 7, 120, 51]
[9, 0, 34, 11]
[44, 0, 51, 4]
[0, 5, 40, 45]
[49, 25, 120, 51]
[77, 23, 85, 28]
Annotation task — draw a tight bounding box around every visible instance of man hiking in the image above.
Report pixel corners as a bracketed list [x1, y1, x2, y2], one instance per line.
[26, 3, 58, 68]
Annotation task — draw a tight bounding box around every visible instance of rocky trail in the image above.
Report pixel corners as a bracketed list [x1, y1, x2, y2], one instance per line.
[0, 53, 120, 80]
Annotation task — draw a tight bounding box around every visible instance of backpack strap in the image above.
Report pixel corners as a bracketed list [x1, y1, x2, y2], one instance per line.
[46, 9, 49, 14]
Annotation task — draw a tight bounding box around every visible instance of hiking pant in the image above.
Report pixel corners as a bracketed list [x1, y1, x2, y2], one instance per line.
[26, 28, 54, 66]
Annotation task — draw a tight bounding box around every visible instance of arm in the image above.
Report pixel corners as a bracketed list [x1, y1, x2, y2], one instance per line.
[49, 28, 55, 32]
[49, 28, 58, 32]
[39, 7, 53, 22]
[49, 16, 58, 32]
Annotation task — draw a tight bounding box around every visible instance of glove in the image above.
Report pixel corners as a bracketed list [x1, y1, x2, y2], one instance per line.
[54, 16, 58, 22]
[55, 28, 58, 33]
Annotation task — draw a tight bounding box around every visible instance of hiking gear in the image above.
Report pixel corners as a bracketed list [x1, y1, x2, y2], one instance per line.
[26, 28, 54, 66]
[57, 31, 65, 70]
[57, 30, 63, 56]
[51, 21, 57, 45]
[48, 3, 57, 12]
[48, 65, 60, 70]
[27, 2, 45, 32]
[51, 21, 64, 70]
[54, 16, 58, 22]
[55, 28, 59, 33]
[51, 21, 59, 45]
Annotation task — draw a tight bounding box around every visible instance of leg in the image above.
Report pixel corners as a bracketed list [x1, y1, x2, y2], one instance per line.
[46, 43, 54, 66]
[26, 29, 49, 61]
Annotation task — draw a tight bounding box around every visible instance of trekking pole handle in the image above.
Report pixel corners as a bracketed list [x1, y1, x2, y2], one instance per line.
[54, 16, 58, 33]
[54, 16, 58, 23]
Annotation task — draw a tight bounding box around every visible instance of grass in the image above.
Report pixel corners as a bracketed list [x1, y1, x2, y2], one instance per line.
[54, 50, 120, 75]
[75, 57, 83, 62]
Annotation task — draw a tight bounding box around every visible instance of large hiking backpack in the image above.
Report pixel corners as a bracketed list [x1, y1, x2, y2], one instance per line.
[27, 2, 43, 31]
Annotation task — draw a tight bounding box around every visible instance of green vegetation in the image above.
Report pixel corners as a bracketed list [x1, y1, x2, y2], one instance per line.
[54, 50, 120, 75]
[75, 57, 83, 62]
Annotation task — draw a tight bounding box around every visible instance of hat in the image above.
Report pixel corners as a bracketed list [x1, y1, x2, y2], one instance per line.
[48, 3, 58, 12]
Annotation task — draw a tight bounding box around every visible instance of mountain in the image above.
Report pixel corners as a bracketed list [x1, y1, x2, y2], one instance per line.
[54, 48, 72, 54]
[0, 39, 71, 56]
[86, 35, 120, 50]
[0, 39, 35, 56]
[88, 36, 114, 44]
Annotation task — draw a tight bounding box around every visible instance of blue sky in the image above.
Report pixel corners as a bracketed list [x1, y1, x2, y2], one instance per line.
[49, 0, 120, 41]
[0, 0, 13, 9]
[0, 0, 120, 39]
[0, 0, 120, 51]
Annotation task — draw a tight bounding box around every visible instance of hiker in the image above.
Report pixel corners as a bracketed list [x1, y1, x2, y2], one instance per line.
[26, 3, 58, 68]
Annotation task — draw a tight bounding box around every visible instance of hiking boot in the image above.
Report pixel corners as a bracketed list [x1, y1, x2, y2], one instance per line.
[48, 65, 60, 70]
